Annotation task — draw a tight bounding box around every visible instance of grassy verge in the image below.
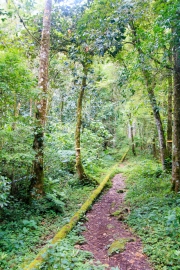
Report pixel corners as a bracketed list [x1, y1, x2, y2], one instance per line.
[121, 156, 180, 270]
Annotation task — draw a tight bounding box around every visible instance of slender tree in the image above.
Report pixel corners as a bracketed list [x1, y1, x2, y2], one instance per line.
[30, 0, 52, 196]
[172, 25, 180, 192]
[75, 62, 88, 182]
[128, 113, 136, 156]
[130, 21, 168, 169]
[143, 71, 167, 170]
[166, 53, 173, 158]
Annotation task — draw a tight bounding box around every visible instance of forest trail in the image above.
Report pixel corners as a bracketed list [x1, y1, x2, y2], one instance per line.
[79, 171, 153, 270]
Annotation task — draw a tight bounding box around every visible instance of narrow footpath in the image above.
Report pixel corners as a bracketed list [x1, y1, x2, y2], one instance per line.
[79, 173, 153, 270]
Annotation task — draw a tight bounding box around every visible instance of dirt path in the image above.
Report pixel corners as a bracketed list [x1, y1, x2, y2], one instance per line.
[80, 173, 153, 270]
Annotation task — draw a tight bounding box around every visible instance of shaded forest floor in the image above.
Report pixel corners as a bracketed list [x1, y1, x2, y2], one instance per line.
[26, 156, 180, 270]
[1, 154, 179, 270]
[79, 170, 152, 270]
[0, 149, 124, 270]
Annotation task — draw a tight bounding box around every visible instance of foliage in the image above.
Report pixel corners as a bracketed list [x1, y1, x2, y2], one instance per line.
[0, 182, 94, 269]
[0, 0, 179, 268]
[81, 122, 112, 172]
[0, 150, 120, 269]
[37, 224, 106, 270]
[0, 49, 37, 198]
[0, 175, 11, 208]
[44, 123, 76, 179]
[0, 50, 36, 113]
[123, 157, 180, 270]
[0, 124, 35, 191]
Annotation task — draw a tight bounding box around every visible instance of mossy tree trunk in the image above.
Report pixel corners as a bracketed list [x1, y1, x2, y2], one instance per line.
[30, 0, 52, 197]
[130, 21, 168, 170]
[128, 114, 136, 156]
[167, 54, 173, 159]
[152, 137, 157, 158]
[60, 97, 64, 122]
[144, 71, 168, 170]
[75, 63, 88, 182]
[172, 27, 180, 192]
[167, 74, 173, 155]
[130, 125, 136, 156]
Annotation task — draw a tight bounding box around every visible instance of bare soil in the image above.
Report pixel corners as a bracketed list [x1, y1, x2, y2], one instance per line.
[79, 173, 153, 270]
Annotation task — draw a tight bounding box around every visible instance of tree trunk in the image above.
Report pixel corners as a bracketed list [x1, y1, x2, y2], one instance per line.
[128, 114, 136, 156]
[143, 71, 167, 170]
[172, 29, 180, 192]
[30, 98, 33, 117]
[152, 137, 157, 158]
[130, 125, 136, 156]
[75, 63, 87, 181]
[31, 0, 52, 196]
[12, 97, 21, 130]
[60, 97, 64, 122]
[130, 22, 167, 169]
[167, 57, 173, 158]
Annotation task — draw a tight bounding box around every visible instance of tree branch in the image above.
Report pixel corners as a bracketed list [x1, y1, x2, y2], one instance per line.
[12, 0, 41, 45]
[129, 21, 173, 71]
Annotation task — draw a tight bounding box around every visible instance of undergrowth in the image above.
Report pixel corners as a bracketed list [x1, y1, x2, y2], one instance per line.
[36, 222, 107, 270]
[122, 157, 180, 270]
[0, 148, 126, 270]
[0, 185, 95, 270]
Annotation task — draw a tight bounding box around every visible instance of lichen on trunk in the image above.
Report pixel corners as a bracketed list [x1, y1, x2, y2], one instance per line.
[31, 0, 52, 197]
[75, 63, 88, 182]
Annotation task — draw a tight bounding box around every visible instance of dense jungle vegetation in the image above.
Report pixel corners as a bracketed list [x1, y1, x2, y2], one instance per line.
[0, 0, 180, 269]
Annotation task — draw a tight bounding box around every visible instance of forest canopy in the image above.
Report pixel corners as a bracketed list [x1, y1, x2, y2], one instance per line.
[1, 0, 179, 194]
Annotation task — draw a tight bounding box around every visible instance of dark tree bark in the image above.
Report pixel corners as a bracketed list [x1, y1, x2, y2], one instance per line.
[75, 63, 88, 182]
[172, 27, 180, 192]
[30, 0, 52, 196]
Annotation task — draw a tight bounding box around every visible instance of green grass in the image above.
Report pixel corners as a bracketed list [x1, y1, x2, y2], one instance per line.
[121, 156, 180, 270]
